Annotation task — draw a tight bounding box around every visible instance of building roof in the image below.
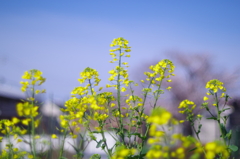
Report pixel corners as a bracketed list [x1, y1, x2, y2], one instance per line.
[0, 84, 25, 100]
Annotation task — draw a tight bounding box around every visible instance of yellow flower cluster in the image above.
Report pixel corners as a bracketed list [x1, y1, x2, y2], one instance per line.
[144, 59, 175, 90]
[0, 119, 30, 158]
[110, 37, 131, 51]
[146, 145, 169, 158]
[125, 95, 143, 110]
[17, 102, 38, 118]
[178, 99, 196, 113]
[78, 67, 101, 85]
[146, 134, 200, 159]
[205, 141, 229, 158]
[0, 149, 28, 159]
[146, 106, 209, 159]
[147, 108, 174, 155]
[206, 79, 226, 94]
[0, 119, 26, 135]
[60, 67, 115, 138]
[0, 69, 46, 158]
[20, 69, 46, 93]
[203, 79, 227, 106]
[178, 100, 198, 122]
[147, 107, 172, 125]
[108, 37, 131, 90]
[12, 69, 45, 134]
[16, 102, 40, 127]
[171, 134, 203, 158]
[112, 145, 136, 159]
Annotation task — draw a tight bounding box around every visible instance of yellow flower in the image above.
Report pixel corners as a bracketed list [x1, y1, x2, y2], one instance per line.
[20, 129, 27, 135]
[147, 107, 172, 125]
[3, 120, 12, 127]
[205, 142, 216, 150]
[51, 134, 58, 139]
[203, 96, 209, 101]
[166, 86, 172, 90]
[14, 134, 18, 140]
[22, 71, 31, 79]
[13, 148, 18, 152]
[112, 145, 136, 159]
[206, 79, 226, 93]
[17, 139, 22, 143]
[110, 103, 115, 107]
[179, 120, 185, 123]
[220, 92, 225, 98]
[121, 87, 126, 92]
[34, 135, 40, 139]
[71, 134, 77, 139]
[35, 90, 40, 94]
[22, 119, 31, 125]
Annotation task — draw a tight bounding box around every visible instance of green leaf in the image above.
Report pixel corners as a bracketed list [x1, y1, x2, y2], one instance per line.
[220, 108, 231, 113]
[92, 131, 100, 134]
[131, 133, 146, 140]
[188, 147, 197, 152]
[220, 123, 227, 137]
[206, 117, 217, 120]
[128, 155, 145, 159]
[110, 127, 119, 131]
[229, 145, 238, 152]
[90, 154, 101, 159]
[225, 94, 230, 102]
[198, 124, 202, 130]
[222, 108, 231, 111]
[101, 144, 106, 149]
[132, 133, 141, 137]
[225, 130, 232, 140]
[96, 139, 104, 148]
[140, 146, 149, 154]
[68, 142, 80, 153]
[190, 153, 200, 159]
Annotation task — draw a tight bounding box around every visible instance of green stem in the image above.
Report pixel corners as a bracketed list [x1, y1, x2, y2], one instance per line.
[31, 116, 36, 159]
[214, 93, 227, 145]
[30, 84, 37, 159]
[127, 84, 139, 148]
[191, 123, 207, 156]
[76, 133, 84, 159]
[88, 79, 94, 95]
[139, 69, 167, 156]
[141, 77, 154, 107]
[6, 127, 13, 159]
[152, 69, 166, 109]
[88, 78, 111, 156]
[59, 129, 67, 159]
[100, 127, 112, 158]
[117, 49, 125, 144]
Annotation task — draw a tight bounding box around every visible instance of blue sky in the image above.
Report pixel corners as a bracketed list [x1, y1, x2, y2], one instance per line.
[0, 1, 240, 101]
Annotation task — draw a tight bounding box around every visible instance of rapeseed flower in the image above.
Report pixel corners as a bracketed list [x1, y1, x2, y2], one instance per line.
[206, 79, 226, 93]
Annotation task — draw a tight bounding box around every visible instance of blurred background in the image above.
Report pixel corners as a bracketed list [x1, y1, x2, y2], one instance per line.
[0, 1, 240, 158]
[1, 1, 240, 101]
